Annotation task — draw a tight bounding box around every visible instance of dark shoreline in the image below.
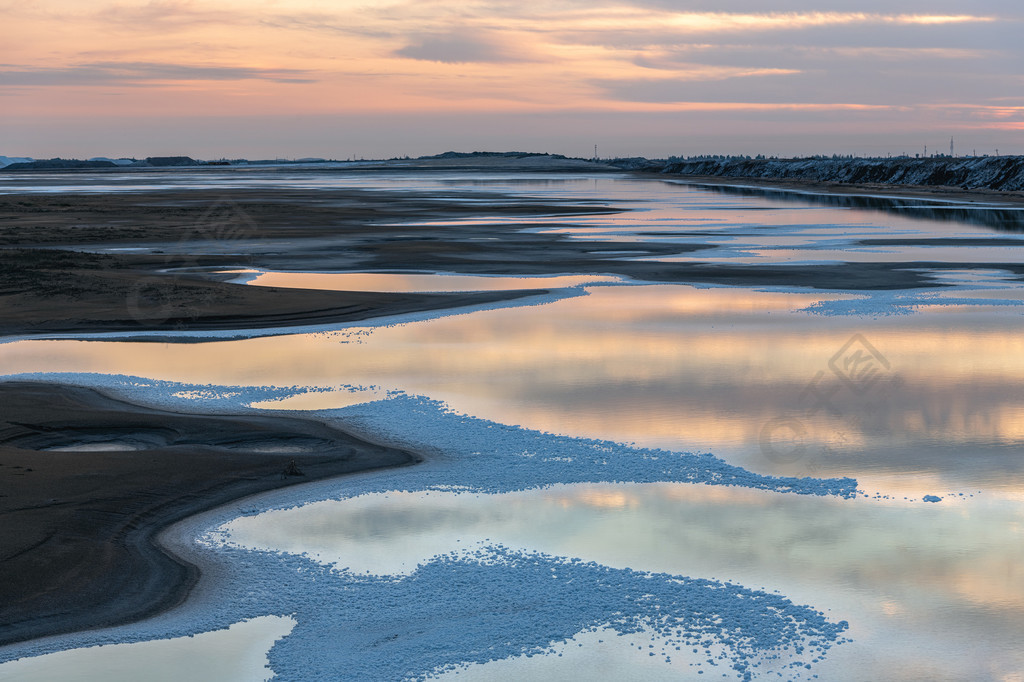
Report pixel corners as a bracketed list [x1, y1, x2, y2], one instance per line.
[0, 382, 421, 648]
[5, 184, 1022, 307]
[616, 154, 1024, 193]
[644, 171, 1024, 208]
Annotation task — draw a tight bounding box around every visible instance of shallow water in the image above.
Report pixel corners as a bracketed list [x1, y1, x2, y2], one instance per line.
[0, 616, 294, 682]
[4, 283, 1024, 497]
[221, 483, 1024, 680]
[3, 171, 1024, 679]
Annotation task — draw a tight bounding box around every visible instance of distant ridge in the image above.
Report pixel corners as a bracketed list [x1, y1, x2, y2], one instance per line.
[2, 159, 117, 170]
[418, 151, 567, 160]
[611, 156, 1024, 193]
[143, 156, 198, 167]
[0, 156, 33, 169]
[0, 156, 199, 171]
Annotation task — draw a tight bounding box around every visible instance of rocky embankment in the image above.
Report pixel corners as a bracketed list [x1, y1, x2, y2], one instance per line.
[612, 156, 1024, 192]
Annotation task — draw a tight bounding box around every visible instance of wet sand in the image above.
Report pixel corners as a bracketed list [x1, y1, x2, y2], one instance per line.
[0, 382, 420, 647]
[0, 185, 597, 336]
[0, 246, 539, 337]
[2, 186, 999, 305]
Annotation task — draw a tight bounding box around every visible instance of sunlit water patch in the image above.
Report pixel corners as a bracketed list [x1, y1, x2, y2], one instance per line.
[218, 482, 1024, 681]
[4, 283, 1024, 495]
[0, 616, 295, 682]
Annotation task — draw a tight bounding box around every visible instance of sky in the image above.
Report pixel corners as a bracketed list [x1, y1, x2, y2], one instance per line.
[1, 0, 1022, 159]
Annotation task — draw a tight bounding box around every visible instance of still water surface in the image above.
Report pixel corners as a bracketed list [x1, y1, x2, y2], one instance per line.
[4, 282, 1023, 495]
[222, 483, 1024, 680]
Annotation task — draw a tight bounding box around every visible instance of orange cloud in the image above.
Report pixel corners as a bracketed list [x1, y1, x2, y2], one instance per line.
[1, 1, 1019, 154]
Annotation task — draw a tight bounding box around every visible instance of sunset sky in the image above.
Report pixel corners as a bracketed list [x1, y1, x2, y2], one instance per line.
[2, 0, 1021, 159]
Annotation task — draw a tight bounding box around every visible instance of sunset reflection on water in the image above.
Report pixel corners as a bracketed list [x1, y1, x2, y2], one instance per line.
[4, 283, 1024, 494]
[220, 481, 1024, 681]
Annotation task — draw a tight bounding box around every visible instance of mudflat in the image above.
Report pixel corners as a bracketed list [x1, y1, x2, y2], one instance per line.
[0, 382, 419, 647]
[0, 185, 588, 336]
[3, 182, 1010, 315]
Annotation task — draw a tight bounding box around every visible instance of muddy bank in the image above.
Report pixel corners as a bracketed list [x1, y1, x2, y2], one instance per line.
[0, 382, 420, 647]
[0, 185, 1000, 321]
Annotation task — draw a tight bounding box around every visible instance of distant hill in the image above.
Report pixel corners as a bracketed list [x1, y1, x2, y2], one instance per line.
[0, 156, 33, 168]
[88, 157, 136, 166]
[419, 151, 567, 160]
[142, 156, 198, 167]
[1, 155, 201, 170]
[2, 159, 117, 171]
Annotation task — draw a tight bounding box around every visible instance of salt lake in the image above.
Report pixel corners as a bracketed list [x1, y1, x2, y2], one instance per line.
[2, 171, 1024, 680]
